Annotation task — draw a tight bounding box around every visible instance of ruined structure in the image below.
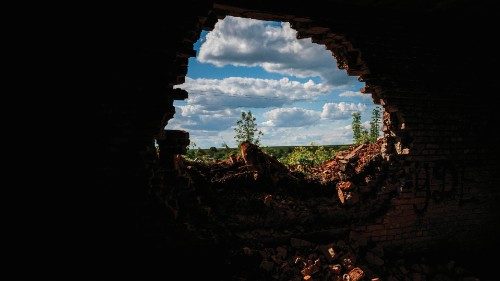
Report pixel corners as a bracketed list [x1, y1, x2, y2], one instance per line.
[94, 1, 500, 279]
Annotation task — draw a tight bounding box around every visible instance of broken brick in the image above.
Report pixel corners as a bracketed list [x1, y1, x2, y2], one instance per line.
[329, 264, 342, 274]
[338, 181, 354, 191]
[347, 267, 365, 281]
[319, 244, 338, 262]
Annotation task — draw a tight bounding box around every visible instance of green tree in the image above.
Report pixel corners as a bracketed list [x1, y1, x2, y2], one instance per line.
[369, 107, 381, 142]
[221, 141, 230, 150]
[352, 111, 369, 144]
[234, 111, 263, 146]
[185, 141, 197, 159]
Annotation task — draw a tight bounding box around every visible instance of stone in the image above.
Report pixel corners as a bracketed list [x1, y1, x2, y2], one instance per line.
[337, 188, 345, 204]
[264, 194, 272, 206]
[301, 264, 319, 276]
[319, 244, 338, 262]
[338, 181, 354, 191]
[329, 264, 342, 274]
[341, 256, 354, 270]
[345, 144, 366, 160]
[294, 256, 304, 266]
[347, 267, 365, 281]
[344, 192, 359, 205]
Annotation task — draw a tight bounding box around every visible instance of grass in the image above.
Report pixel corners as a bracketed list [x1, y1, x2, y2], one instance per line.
[184, 144, 352, 166]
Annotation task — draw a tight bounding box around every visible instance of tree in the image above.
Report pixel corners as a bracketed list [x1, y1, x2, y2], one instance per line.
[234, 111, 263, 146]
[352, 111, 369, 144]
[369, 107, 381, 142]
[352, 107, 382, 144]
[221, 141, 230, 150]
[185, 141, 198, 159]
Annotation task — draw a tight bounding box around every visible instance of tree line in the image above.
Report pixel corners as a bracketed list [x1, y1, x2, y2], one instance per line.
[185, 107, 382, 164]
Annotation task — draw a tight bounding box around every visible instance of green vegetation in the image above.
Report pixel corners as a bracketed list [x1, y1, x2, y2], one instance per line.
[352, 106, 382, 144]
[369, 107, 381, 142]
[184, 109, 353, 168]
[234, 111, 263, 146]
[184, 144, 349, 166]
[277, 144, 336, 168]
[351, 112, 366, 144]
[185, 141, 234, 161]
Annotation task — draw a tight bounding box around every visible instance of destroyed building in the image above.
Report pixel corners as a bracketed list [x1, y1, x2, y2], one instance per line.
[93, 1, 500, 279]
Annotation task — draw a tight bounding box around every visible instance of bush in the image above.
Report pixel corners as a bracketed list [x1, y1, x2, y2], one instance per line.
[279, 145, 336, 169]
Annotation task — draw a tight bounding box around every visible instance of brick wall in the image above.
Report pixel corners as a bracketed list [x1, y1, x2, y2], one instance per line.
[95, 0, 500, 269]
[214, 1, 500, 252]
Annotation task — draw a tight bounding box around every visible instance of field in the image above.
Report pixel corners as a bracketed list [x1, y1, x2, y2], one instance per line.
[184, 144, 352, 167]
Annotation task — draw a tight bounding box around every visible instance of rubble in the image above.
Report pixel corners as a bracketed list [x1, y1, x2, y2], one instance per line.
[291, 238, 315, 249]
[319, 243, 338, 262]
[347, 267, 365, 281]
[161, 140, 481, 280]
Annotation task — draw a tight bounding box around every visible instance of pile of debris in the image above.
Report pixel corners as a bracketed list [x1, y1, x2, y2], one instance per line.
[235, 236, 480, 280]
[307, 139, 390, 206]
[180, 141, 301, 190]
[160, 140, 480, 280]
[237, 238, 372, 281]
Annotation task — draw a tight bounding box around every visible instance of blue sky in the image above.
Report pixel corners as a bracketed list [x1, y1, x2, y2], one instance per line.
[168, 16, 376, 148]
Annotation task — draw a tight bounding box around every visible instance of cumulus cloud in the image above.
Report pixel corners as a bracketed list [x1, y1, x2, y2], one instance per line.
[167, 16, 370, 147]
[339, 90, 371, 99]
[262, 102, 368, 128]
[321, 102, 367, 119]
[263, 107, 320, 127]
[260, 123, 354, 146]
[198, 16, 358, 87]
[178, 104, 240, 117]
[178, 76, 330, 110]
[172, 76, 333, 132]
[168, 105, 240, 131]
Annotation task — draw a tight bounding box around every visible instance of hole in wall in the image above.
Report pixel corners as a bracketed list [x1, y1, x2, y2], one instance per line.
[167, 16, 381, 156]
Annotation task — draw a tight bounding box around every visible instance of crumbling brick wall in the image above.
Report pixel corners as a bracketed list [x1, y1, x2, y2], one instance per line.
[207, 1, 500, 253]
[95, 0, 500, 269]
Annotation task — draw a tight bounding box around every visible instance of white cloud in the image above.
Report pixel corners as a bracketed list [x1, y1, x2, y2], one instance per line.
[166, 17, 372, 148]
[260, 122, 354, 146]
[263, 107, 320, 127]
[168, 105, 240, 131]
[262, 102, 369, 128]
[321, 102, 367, 119]
[339, 90, 371, 99]
[198, 16, 358, 87]
[178, 104, 240, 117]
[178, 76, 330, 110]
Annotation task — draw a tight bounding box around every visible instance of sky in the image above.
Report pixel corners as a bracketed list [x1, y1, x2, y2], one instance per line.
[168, 16, 377, 148]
